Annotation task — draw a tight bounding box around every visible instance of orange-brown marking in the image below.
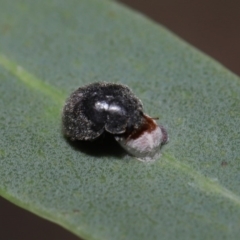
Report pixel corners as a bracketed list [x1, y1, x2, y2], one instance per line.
[128, 115, 157, 140]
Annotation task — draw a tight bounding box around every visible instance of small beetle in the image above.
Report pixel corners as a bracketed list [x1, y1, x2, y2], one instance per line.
[62, 82, 168, 162]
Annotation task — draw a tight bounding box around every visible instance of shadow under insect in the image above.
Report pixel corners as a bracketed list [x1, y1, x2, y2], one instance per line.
[65, 133, 126, 158]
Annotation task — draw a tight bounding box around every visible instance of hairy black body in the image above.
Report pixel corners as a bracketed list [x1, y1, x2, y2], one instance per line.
[62, 82, 144, 140]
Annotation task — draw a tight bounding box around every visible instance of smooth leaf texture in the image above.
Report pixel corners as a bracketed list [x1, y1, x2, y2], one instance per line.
[1, 0, 240, 239]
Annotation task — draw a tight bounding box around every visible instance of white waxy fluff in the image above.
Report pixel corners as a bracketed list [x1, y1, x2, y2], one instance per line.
[115, 123, 164, 162]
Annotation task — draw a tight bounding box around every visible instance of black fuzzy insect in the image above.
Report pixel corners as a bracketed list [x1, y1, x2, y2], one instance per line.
[62, 82, 144, 141]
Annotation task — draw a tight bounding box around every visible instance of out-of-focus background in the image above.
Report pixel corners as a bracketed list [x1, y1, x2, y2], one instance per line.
[120, 0, 240, 76]
[1, 1, 239, 239]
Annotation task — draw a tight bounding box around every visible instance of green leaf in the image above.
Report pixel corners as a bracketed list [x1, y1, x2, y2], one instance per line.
[1, 0, 240, 239]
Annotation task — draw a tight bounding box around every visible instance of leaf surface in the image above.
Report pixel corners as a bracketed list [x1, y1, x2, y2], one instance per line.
[1, 0, 240, 239]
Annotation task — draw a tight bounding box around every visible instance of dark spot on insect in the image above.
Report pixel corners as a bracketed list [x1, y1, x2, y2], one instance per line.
[126, 114, 157, 140]
[221, 161, 228, 167]
[159, 125, 168, 145]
